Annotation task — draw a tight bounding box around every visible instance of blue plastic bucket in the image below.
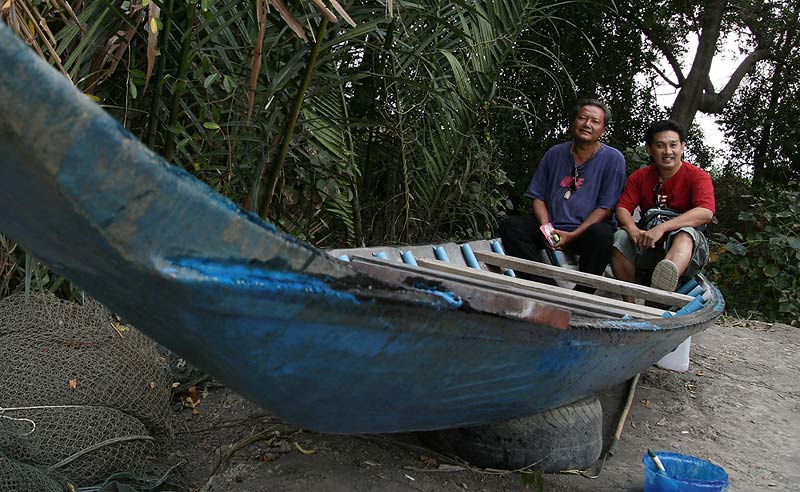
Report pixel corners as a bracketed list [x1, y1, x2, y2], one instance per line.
[643, 451, 729, 492]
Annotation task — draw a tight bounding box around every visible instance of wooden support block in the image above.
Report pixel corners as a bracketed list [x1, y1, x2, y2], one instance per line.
[473, 251, 693, 307]
[415, 259, 666, 318]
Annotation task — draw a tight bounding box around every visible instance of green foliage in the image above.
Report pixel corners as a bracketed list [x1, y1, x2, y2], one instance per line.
[519, 469, 545, 490]
[717, 1, 800, 185]
[489, 1, 660, 213]
[4, 0, 560, 250]
[327, 0, 560, 245]
[0, 234, 83, 300]
[3, 0, 797, 330]
[708, 181, 800, 325]
[622, 145, 650, 175]
[719, 34, 800, 184]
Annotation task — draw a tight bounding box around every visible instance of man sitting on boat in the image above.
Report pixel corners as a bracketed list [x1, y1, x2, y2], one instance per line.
[610, 120, 715, 298]
[499, 99, 626, 293]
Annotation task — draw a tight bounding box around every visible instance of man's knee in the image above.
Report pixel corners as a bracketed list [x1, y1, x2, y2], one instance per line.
[668, 228, 710, 279]
[611, 246, 630, 264]
[671, 230, 694, 245]
[666, 230, 696, 258]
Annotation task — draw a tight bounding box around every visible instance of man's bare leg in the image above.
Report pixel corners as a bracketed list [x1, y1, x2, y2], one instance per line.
[652, 232, 694, 292]
[664, 232, 693, 276]
[611, 248, 636, 303]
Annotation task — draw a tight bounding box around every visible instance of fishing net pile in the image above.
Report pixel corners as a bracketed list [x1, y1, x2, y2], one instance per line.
[0, 292, 175, 490]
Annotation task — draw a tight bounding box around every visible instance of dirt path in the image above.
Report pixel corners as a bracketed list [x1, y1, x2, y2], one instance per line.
[170, 319, 800, 491]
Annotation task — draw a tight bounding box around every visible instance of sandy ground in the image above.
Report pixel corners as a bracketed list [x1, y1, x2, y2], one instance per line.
[167, 319, 800, 492]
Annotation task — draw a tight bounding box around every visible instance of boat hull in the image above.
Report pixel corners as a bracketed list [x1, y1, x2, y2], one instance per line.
[0, 25, 723, 433]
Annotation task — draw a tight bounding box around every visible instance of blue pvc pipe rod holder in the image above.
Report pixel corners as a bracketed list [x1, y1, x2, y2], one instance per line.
[373, 251, 389, 259]
[460, 244, 480, 269]
[490, 240, 506, 255]
[490, 241, 516, 277]
[677, 278, 700, 294]
[401, 251, 418, 266]
[548, 250, 563, 267]
[338, 255, 350, 262]
[686, 285, 705, 298]
[434, 246, 450, 262]
[674, 296, 706, 316]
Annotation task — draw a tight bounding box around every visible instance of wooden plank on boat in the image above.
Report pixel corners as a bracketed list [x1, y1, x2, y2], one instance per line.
[348, 259, 572, 329]
[473, 251, 694, 307]
[440, 242, 468, 267]
[415, 259, 667, 318]
[352, 256, 662, 319]
[406, 245, 436, 263]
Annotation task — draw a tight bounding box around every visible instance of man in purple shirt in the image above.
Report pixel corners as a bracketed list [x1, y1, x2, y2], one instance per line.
[499, 99, 627, 292]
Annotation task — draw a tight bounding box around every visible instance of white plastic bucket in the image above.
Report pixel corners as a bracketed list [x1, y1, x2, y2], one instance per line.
[656, 336, 691, 372]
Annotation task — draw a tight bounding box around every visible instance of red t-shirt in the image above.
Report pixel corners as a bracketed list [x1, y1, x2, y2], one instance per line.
[616, 162, 715, 215]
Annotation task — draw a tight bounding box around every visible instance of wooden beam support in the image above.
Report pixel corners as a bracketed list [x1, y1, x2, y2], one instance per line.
[350, 256, 663, 319]
[348, 258, 572, 329]
[414, 259, 667, 319]
[473, 251, 693, 306]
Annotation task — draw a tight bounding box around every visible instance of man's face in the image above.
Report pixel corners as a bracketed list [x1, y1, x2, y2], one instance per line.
[571, 105, 606, 144]
[646, 130, 685, 174]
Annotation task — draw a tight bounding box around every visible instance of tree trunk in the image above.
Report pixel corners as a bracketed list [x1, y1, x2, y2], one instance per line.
[669, 0, 725, 129]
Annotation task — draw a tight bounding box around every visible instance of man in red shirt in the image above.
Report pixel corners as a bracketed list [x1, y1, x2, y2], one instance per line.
[611, 120, 715, 296]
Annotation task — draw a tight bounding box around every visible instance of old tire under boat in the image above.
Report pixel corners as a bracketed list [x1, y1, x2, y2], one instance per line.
[418, 396, 602, 472]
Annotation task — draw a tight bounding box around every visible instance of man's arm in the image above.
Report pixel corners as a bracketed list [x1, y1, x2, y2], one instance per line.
[531, 199, 557, 250]
[532, 199, 549, 226]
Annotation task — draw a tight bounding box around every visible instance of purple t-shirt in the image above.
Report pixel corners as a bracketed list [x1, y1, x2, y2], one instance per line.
[526, 142, 626, 231]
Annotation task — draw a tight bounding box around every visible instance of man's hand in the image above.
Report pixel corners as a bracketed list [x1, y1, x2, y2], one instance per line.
[553, 229, 577, 250]
[627, 224, 666, 249]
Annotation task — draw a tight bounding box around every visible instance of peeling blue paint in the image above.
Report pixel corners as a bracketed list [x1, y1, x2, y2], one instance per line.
[404, 281, 463, 308]
[417, 289, 463, 308]
[164, 257, 360, 303]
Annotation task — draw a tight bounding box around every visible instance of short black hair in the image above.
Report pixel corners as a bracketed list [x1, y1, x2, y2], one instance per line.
[570, 99, 611, 127]
[645, 120, 687, 145]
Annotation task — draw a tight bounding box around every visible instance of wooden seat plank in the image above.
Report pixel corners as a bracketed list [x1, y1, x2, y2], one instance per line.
[415, 258, 667, 318]
[474, 251, 694, 306]
[437, 242, 468, 267]
[351, 256, 661, 319]
[348, 259, 573, 329]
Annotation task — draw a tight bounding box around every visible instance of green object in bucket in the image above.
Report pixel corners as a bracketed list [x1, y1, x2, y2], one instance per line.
[647, 449, 666, 472]
[642, 451, 729, 492]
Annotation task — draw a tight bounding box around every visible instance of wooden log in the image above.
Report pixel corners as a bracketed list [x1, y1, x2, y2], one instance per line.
[473, 251, 693, 306]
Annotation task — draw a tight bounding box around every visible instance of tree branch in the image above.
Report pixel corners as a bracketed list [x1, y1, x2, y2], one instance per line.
[646, 61, 680, 88]
[621, 9, 685, 85]
[699, 47, 772, 113]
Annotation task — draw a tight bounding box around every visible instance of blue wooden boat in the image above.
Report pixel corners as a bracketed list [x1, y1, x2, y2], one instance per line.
[0, 24, 723, 434]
